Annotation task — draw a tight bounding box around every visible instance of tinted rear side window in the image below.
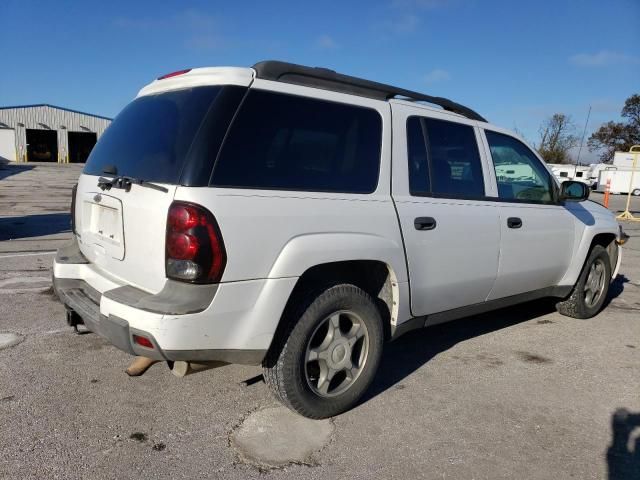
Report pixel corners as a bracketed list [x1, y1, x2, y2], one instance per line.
[211, 90, 382, 193]
[84, 86, 227, 184]
[406, 117, 430, 195]
[407, 116, 484, 198]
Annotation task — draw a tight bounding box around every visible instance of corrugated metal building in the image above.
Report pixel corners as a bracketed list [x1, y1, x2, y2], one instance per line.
[0, 104, 111, 163]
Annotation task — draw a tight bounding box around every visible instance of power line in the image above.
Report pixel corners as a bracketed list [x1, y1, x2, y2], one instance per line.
[576, 105, 592, 165]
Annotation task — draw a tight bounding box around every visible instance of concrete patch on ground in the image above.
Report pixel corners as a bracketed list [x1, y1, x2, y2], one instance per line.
[0, 332, 24, 350]
[230, 405, 334, 469]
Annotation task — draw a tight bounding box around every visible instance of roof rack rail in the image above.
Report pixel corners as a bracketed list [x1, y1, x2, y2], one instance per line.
[252, 60, 487, 122]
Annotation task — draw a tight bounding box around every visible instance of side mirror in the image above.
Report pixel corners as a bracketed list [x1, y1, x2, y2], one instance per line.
[561, 180, 590, 202]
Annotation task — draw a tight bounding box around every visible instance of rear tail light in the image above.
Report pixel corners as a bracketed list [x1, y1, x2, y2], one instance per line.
[70, 183, 78, 234]
[165, 201, 226, 283]
[133, 335, 154, 349]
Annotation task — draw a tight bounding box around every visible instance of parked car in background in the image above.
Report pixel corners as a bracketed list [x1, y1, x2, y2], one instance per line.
[31, 143, 52, 161]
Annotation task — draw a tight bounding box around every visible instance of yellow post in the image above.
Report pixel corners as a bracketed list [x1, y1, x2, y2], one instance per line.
[616, 145, 640, 221]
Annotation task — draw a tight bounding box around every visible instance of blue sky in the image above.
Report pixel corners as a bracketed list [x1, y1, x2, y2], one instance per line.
[1, 0, 639, 162]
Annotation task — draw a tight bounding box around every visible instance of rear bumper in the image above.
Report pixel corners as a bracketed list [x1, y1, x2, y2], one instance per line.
[54, 277, 139, 356]
[53, 239, 297, 365]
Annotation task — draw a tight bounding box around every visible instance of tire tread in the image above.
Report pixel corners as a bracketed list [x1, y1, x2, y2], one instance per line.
[263, 284, 383, 419]
[556, 244, 611, 319]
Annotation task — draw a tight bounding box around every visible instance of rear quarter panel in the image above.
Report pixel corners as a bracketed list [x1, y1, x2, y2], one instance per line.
[173, 189, 407, 285]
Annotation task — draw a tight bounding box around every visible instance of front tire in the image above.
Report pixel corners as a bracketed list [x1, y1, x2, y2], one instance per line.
[263, 284, 384, 419]
[556, 245, 612, 319]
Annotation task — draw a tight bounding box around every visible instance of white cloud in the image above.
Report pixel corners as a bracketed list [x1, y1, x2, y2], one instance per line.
[424, 68, 451, 83]
[589, 99, 622, 114]
[569, 50, 640, 67]
[383, 14, 421, 34]
[186, 35, 224, 50]
[113, 9, 223, 50]
[113, 17, 164, 29]
[392, 0, 453, 8]
[315, 35, 339, 49]
[176, 8, 216, 30]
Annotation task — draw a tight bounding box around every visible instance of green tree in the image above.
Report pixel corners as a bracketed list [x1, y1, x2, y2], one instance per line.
[537, 113, 578, 164]
[588, 94, 640, 163]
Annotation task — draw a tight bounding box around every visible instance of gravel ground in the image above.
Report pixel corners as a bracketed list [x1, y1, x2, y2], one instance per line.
[1, 162, 639, 480]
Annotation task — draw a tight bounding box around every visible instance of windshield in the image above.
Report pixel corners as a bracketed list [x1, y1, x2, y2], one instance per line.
[84, 86, 222, 184]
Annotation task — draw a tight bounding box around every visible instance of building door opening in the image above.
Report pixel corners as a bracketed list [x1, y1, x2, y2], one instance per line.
[0, 128, 16, 162]
[26, 129, 58, 162]
[68, 131, 97, 163]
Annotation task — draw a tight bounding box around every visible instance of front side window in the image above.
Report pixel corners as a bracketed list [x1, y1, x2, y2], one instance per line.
[406, 116, 485, 198]
[212, 90, 382, 193]
[485, 130, 554, 203]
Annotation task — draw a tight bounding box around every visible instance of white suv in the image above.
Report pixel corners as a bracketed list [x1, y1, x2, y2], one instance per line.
[53, 61, 623, 418]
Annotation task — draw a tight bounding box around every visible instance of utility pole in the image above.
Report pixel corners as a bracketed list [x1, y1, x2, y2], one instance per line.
[575, 105, 592, 172]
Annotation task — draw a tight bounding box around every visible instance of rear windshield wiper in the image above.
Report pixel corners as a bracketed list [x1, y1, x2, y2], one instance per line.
[97, 175, 168, 193]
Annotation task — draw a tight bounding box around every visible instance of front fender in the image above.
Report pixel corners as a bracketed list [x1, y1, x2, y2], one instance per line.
[558, 202, 620, 286]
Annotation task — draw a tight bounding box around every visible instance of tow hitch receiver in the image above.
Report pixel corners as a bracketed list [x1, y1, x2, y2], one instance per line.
[66, 309, 84, 334]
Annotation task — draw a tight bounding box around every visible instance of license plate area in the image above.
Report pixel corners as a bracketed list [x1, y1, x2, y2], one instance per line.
[81, 192, 125, 260]
[90, 204, 121, 241]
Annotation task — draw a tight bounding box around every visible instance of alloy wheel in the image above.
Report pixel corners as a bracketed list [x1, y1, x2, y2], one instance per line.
[304, 310, 369, 397]
[584, 259, 606, 308]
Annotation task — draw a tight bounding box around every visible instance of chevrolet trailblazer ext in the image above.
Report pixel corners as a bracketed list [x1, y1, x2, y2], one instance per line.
[53, 61, 623, 418]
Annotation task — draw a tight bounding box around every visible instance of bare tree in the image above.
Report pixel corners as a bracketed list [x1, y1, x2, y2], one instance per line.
[512, 123, 528, 141]
[588, 94, 640, 162]
[537, 113, 578, 164]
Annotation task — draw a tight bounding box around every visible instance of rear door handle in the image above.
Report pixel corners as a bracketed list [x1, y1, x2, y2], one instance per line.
[414, 217, 437, 231]
[507, 217, 522, 229]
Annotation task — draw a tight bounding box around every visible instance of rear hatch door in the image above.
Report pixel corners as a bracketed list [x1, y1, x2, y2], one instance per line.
[75, 82, 247, 293]
[76, 176, 176, 293]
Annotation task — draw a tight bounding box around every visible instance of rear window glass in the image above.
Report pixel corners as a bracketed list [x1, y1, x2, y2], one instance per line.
[211, 89, 382, 193]
[84, 87, 222, 183]
[407, 116, 484, 198]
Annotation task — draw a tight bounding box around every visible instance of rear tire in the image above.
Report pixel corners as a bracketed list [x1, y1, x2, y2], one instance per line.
[263, 284, 384, 419]
[556, 245, 611, 319]
[632, 188, 640, 196]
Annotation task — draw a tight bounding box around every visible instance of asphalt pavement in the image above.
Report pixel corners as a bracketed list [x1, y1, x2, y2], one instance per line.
[1, 162, 639, 479]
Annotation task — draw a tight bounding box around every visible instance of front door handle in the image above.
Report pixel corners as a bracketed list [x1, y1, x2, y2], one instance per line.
[507, 217, 522, 229]
[414, 217, 437, 231]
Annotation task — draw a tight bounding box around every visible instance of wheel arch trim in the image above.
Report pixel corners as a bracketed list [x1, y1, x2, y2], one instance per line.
[558, 229, 619, 286]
